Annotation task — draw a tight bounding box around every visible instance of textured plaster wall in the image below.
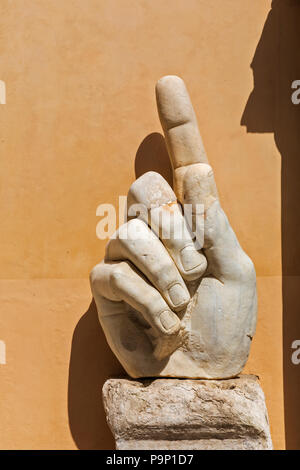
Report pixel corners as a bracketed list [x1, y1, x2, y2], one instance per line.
[0, 0, 287, 449]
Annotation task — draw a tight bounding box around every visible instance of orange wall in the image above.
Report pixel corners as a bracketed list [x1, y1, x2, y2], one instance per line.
[0, 0, 286, 449]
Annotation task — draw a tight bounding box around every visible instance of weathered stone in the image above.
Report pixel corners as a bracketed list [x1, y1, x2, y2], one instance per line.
[102, 375, 272, 450]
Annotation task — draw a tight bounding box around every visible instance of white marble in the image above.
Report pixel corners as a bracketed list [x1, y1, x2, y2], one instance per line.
[90, 76, 257, 379]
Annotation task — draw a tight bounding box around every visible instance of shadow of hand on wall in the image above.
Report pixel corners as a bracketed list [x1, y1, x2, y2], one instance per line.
[68, 133, 172, 449]
[68, 300, 125, 450]
[241, 0, 300, 449]
[135, 132, 173, 186]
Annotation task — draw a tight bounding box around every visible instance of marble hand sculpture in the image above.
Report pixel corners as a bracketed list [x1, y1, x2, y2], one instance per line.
[90, 76, 257, 379]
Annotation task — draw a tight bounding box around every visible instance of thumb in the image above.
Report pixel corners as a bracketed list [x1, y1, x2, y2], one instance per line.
[183, 163, 254, 282]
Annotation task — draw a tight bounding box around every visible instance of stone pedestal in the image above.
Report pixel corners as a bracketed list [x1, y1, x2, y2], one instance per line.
[102, 375, 272, 450]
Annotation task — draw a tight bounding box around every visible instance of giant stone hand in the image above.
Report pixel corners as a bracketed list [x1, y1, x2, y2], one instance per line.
[90, 76, 257, 379]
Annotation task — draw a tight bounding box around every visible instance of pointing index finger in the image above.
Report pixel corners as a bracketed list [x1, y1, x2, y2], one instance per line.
[156, 75, 208, 169]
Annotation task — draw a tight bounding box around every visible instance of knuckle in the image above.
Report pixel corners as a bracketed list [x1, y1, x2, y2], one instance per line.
[127, 218, 147, 233]
[118, 218, 148, 242]
[89, 263, 103, 286]
[128, 171, 175, 209]
[110, 262, 129, 287]
[110, 271, 123, 288]
[200, 163, 213, 177]
[126, 218, 145, 231]
[145, 290, 164, 313]
[155, 258, 178, 284]
[188, 163, 213, 178]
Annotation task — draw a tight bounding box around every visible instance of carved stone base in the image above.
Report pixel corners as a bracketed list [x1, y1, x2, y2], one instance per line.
[102, 375, 273, 450]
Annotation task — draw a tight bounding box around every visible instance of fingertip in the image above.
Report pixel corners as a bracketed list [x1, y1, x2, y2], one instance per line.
[159, 310, 181, 334]
[155, 75, 193, 131]
[155, 75, 185, 94]
[183, 162, 218, 206]
[166, 283, 190, 312]
[180, 252, 207, 281]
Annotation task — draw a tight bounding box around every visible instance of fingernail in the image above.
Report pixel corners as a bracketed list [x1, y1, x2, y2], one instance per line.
[168, 283, 189, 307]
[180, 246, 202, 271]
[160, 310, 179, 331]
